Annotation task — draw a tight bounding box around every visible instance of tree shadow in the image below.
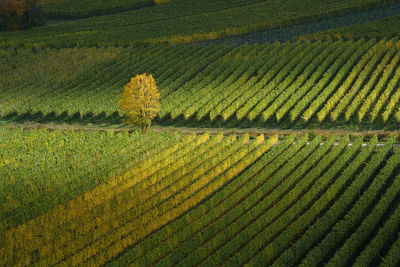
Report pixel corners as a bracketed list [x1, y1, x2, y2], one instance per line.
[1, 111, 122, 125]
[1, 109, 399, 131]
[155, 110, 400, 131]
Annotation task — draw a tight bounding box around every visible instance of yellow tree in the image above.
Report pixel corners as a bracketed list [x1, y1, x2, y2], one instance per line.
[120, 74, 160, 132]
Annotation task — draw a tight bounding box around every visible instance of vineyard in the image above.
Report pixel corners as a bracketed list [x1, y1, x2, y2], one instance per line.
[41, 0, 160, 19]
[208, 3, 400, 45]
[299, 13, 400, 41]
[3, 0, 400, 266]
[2, 38, 400, 128]
[0, 128, 183, 231]
[1, 129, 400, 266]
[1, 0, 398, 48]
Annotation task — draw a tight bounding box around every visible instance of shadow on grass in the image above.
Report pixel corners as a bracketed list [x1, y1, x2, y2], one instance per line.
[2, 111, 123, 125]
[155, 111, 400, 131]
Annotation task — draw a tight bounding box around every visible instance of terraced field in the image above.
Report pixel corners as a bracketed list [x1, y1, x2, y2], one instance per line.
[3, 38, 400, 128]
[1, 129, 400, 266]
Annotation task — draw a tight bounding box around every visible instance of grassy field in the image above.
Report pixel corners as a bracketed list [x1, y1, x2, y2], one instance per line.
[2, 0, 400, 266]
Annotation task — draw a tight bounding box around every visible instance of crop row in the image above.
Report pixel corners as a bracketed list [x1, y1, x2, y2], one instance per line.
[1, 0, 396, 48]
[3, 39, 400, 126]
[0, 133, 278, 266]
[41, 0, 156, 19]
[104, 135, 400, 266]
[0, 128, 182, 233]
[299, 137, 400, 267]
[2, 133, 400, 266]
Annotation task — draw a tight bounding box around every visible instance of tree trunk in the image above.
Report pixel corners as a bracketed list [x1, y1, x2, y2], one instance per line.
[141, 124, 149, 133]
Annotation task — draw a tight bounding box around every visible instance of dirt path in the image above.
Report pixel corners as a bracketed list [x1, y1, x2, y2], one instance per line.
[2, 120, 399, 141]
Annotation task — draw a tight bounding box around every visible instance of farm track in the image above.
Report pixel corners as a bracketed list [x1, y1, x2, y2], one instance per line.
[204, 3, 400, 45]
[2, 120, 400, 144]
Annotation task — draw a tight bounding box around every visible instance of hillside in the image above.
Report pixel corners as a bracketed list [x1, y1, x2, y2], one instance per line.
[1, 0, 399, 48]
[2, 38, 400, 129]
[2, 0, 400, 266]
[41, 0, 159, 18]
[1, 130, 400, 266]
[300, 13, 400, 40]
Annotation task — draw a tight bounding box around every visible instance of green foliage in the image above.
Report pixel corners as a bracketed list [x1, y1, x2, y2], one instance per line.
[2, 131, 400, 265]
[105, 135, 400, 267]
[380, 232, 400, 267]
[41, 0, 156, 19]
[2, 39, 400, 128]
[299, 136, 398, 266]
[0, 128, 182, 231]
[0, 0, 396, 47]
[272, 135, 379, 267]
[0, 132, 277, 266]
[0, 0, 43, 31]
[300, 13, 400, 41]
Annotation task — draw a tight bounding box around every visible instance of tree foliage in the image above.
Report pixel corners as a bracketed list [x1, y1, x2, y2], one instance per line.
[120, 73, 160, 132]
[154, 0, 172, 4]
[0, 0, 42, 31]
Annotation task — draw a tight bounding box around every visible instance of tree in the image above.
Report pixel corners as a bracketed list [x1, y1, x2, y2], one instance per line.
[0, 0, 42, 31]
[120, 74, 160, 133]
